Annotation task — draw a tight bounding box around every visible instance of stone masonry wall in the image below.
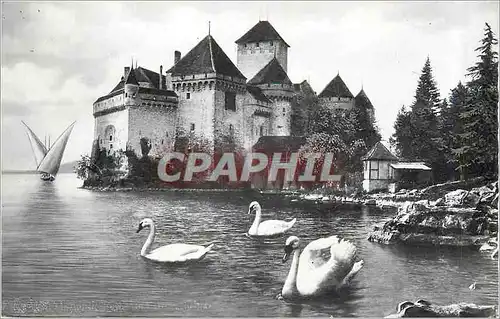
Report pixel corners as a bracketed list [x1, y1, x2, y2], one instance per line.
[213, 90, 246, 148]
[270, 98, 291, 136]
[175, 88, 216, 142]
[94, 108, 129, 154]
[128, 106, 177, 158]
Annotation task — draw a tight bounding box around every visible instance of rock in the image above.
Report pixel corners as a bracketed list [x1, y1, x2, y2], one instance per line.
[434, 197, 446, 206]
[463, 192, 481, 207]
[491, 193, 498, 207]
[445, 189, 469, 206]
[365, 199, 377, 206]
[386, 300, 497, 318]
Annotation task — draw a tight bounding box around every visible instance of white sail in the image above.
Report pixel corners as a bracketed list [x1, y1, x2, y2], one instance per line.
[21, 121, 48, 168]
[37, 122, 76, 177]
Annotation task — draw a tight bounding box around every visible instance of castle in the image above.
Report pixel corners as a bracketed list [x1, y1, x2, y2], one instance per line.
[92, 20, 376, 160]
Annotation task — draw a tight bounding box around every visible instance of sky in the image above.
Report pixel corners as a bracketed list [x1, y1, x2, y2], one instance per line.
[1, 1, 499, 170]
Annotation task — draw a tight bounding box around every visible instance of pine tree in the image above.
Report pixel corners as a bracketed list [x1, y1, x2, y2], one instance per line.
[415, 57, 441, 112]
[390, 105, 413, 159]
[454, 23, 498, 178]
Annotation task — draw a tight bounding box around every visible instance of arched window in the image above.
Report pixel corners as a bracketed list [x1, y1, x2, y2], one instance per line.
[104, 125, 116, 145]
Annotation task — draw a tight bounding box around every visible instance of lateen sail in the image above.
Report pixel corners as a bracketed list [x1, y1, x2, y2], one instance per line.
[21, 121, 48, 168]
[37, 122, 76, 177]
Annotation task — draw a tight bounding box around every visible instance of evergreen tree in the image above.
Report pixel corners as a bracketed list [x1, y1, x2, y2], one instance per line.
[415, 57, 441, 112]
[392, 57, 446, 181]
[390, 105, 412, 159]
[453, 23, 498, 178]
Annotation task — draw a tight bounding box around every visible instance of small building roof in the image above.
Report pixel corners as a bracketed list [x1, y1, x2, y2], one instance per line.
[318, 74, 354, 99]
[354, 88, 374, 108]
[390, 162, 432, 170]
[236, 20, 290, 47]
[362, 142, 398, 161]
[248, 57, 292, 85]
[252, 136, 306, 152]
[167, 35, 246, 80]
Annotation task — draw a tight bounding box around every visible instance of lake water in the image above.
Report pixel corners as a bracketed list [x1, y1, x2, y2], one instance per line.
[2, 174, 498, 317]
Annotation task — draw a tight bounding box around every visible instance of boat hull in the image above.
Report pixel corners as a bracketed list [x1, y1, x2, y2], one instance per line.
[40, 173, 55, 181]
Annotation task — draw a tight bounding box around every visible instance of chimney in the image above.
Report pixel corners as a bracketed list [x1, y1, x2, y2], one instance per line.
[124, 66, 130, 78]
[174, 51, 181, 65]
[159, 65, 163, 89]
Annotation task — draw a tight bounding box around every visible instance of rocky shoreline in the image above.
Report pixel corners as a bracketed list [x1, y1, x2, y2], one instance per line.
[385, 299, 497, 318]
[367, 180, 498, 248]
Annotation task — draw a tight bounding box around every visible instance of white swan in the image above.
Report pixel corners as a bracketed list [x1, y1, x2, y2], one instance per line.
[247, 201, 296, 237]
[136, 218, 214, 263]
[281, 235, 364, 299]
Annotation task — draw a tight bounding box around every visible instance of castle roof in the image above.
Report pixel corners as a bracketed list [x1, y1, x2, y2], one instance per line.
[236, 21, 290, 47]
[247, 57, 292, 86]
[361, 142, 398, 161]
[167, 35, 246, 80]
[355, 89, 374, 108]
[252, 136, 306, 153]
[108, 66, 167, 94]
[96, 67, 174, 104]
[318, 74, 354, 99]
[246, 86, 271, 103]
[293, 80, 316, 96]
[125, 67, 139, 85]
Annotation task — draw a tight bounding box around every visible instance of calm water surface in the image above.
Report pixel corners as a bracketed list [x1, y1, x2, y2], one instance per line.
[2, 174, 498, 317]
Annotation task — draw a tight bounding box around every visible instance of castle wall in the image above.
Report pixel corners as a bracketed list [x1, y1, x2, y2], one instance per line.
[128, 106, 177, 158]
[319, 97, 355, 111]
[175, 87, 216, 142]
[94, 109, 129, 154]
[270, 99, 292, 136]
[237, 41, 288, 80]
[213, 90, 246, 148]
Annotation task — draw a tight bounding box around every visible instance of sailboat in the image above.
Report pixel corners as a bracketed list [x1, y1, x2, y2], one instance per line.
[21, 121, 76, 181]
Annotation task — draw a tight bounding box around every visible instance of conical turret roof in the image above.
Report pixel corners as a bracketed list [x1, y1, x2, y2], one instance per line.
[167, 35, 245, 80]
[318, 74, 353, 98]
[247, 57, 292, 85]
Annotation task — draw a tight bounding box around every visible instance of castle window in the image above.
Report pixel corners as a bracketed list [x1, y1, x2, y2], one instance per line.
[282, 107, 286, 115]
[259, 126, 264, 137]
[225, 92, 236, 111]
[161, 139, 164, 145]
[186, 92, 191, 99]
[256, 42, 260, 47]
[110, 144, 113, 149]
[270, 41, 273, 46]
[229, 124, 234, 136]
[244, 44, 247, 48]
[190, 123, 195, 132]
[109, 135, 113, 141]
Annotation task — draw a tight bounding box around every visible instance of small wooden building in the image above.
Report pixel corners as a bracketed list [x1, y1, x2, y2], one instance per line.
[388, 162, 432, 192]
[361, 142, 399, 193]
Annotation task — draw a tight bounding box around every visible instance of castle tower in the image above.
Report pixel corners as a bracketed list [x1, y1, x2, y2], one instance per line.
[124, 67, 139, 106]
[318, 73, 355, 111]
[236, 21, 289, 81]
[354, 88, 375, 124]
[166, 34, 247, 147]
[247, 57, 294, 136]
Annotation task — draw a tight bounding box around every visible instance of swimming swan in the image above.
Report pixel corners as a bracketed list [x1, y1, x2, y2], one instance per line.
[136, 218, 214, 263]
[247, 201, 296, 237]
[281, 235, 364, 299]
